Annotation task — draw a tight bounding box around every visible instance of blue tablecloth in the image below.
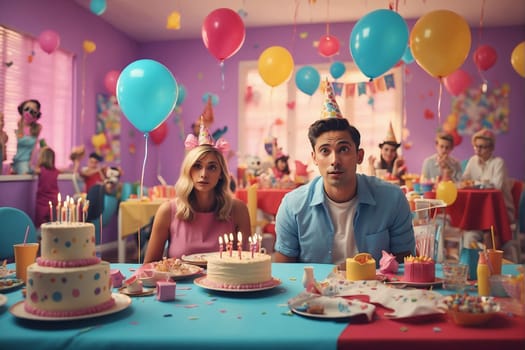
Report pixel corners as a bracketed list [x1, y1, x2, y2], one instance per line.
[0, 263, 522, 350]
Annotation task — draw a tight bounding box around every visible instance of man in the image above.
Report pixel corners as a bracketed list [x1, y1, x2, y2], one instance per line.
[421, 132, 462, 182]
[274, 90, 415, 267]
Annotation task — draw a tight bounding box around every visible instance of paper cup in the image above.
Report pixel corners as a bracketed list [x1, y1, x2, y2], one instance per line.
[486, 249, 503, 275]
[13, 243, 39, 283]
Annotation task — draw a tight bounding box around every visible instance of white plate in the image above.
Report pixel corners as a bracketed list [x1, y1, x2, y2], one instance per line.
[288, 294, 375, 320]
[119, 286, 155, 297]
[384, 277, 443, 288]
[194, 276, 282, 292]
[0, 294, 7, 307]
[0, 278, 24, 292]
[140, 262, 204, 280]
[9, 293, 131, 321]
[0, 269, 15, 278]
[181, 253, 213, 266]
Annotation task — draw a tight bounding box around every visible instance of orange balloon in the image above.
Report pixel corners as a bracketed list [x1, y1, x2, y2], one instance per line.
[511, 41, 525, 78]
[410, 10, 471, 78]
[83, 40, 96, 54]
[257, 46, 294, 87]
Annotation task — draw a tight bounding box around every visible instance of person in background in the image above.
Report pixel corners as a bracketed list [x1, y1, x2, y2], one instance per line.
[11, 99, 43, 174]
[74, 151, 105, 193]
[143, 120, 251, 263]
[367, 122, 407, 183]
[274, 83, 415, 267]
[272, 151, 291, 180]
[421, 132, 463, 182]
[0, 112, 8, 174]
[34, 146, 60, 228]
[461, 128, 515, 250]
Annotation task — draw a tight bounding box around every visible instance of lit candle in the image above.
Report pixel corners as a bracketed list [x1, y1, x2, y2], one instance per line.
[248, 236, 254, 258]
[56, 193, 61, 223]
[49, 201, 53, 222]
[237, 231, 243, 259]
[70, 197, 75, 223]
[219, 236, 223, 258]
[77, 198, 82, 223]
[229, 232, 234, 257]
[83, 200, 90, 223]
[258, 233, 262, 253]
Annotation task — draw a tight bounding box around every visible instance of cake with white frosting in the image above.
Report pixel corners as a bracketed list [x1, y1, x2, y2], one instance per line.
[24, 222, 115, 317]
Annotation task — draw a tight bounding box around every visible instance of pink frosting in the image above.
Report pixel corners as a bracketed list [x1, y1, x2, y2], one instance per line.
[201, 278, 278, 290]
[24, 298, 116, 318]
[379, 250, 399, 274]
[36, 257, 101, 267]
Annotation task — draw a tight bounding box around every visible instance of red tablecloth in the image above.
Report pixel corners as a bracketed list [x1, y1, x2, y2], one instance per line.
[235, 188, 291, 215]
[446, 189, 512, 243]
[338, 298, 525, 350]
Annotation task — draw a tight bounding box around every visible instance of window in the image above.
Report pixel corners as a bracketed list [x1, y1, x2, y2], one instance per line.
[0, 25, 74, 172]
[238, 61, 403, 177]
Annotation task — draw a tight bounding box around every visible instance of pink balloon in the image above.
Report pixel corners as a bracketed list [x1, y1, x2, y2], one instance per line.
[443, 69, 472, 96]
[150, 121, 168, 145]
[318, 34, 340, 57]
[202, 8, 245, 61]
[38, 30, 60, 54]
[104, 70, 120, 96]
[473, 45, 497, 71]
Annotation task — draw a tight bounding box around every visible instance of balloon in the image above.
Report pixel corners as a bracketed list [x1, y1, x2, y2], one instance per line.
[511, 41, 525, 78]
[436, 180, 458, 205]
[443, 69, 472, 96]
[295, 66, 320, 95]
[150, 121, 168, 145]
[258, 46, 294, 87]
[117, 59, 178, 133]
[83, 40, 96, 54]
[318, 34, 340, 57]
[401, 45, 414, 64]
[176, 84, 186, 106]
[38, 30, 60, 54]
[202, 8, 245, 61]
[350, 9, 408, 79]
[410, 10, 471, 78]
[330, 61, 346, 79]
[473, 45, 497, 71]
[104, 70, 120, 96]
[201, 93, 219, 105]
[90, 0, 107, 16]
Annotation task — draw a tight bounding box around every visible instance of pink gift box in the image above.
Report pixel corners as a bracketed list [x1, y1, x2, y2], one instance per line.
[156, 280, 176, 301]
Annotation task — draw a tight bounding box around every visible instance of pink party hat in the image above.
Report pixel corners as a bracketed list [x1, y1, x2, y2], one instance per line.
[320, 79, 343, 119]
[198, 116, 214, 145]
[201, 95, 214, 124]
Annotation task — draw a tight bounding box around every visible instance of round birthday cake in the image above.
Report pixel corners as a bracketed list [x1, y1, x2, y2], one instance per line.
[203, 251, 274, 289]
[403, 255, 435, 283]
[24, 222, 115, 317]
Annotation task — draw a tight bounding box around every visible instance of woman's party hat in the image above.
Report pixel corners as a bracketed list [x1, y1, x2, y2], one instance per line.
[198, 116, 214, 145]
[320, 79, 343, 119]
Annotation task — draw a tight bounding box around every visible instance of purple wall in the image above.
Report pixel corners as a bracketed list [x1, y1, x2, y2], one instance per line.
[1, 0, 524, 242]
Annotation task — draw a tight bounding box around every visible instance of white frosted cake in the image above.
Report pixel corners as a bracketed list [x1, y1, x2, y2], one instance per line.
[204, 252, 274, 289]
[25, 222, 115, 317]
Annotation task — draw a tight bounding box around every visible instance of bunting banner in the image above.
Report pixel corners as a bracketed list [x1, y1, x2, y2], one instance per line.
[338, 73, 396, 98]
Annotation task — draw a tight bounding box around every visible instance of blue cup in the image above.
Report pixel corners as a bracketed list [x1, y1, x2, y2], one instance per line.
[413, 183, 422, 194]
[459, 248, 481, 280]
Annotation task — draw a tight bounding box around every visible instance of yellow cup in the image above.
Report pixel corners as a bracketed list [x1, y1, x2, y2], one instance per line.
[13, 243, 39, 283]
[486, 249, 503, 275]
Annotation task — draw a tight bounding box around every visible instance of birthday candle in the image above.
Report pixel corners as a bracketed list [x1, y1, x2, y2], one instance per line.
[49, 201, 53, 222]
[56, 193, 61, 223]
[77, 198, 82, 223]
[237, 231, 243, 259]
[219, 236, 223, 258]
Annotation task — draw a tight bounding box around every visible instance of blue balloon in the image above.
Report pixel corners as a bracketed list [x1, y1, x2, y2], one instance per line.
[90, 0, 107, 15]
[295, 66, 321, 96]
[350, 9, 408, 79]
[402, 45, 414, 64]
[330, 61, 346, 79]
[117, 59, 178, 133]
[176, 84, 187, 106]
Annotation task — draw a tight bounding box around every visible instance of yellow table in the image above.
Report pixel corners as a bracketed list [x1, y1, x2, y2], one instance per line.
[117, 198, 167, 262]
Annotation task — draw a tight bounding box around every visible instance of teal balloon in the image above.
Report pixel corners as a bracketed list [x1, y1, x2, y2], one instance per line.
[295, 66, 320, 96]
[176, 84, 187, 106]
[402, 45, 414, 64]
[90, 0, 107, 15]
[117, 59, 178, 133]
[350, 9, 408, 78]
[330, 61, 346, 79]
[202, 93, 219, 105]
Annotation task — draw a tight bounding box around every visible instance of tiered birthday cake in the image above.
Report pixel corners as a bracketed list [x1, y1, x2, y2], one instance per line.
[24, 222, 115, 317]
[204, 252, 274, 289]
[403, 256, 435, 283]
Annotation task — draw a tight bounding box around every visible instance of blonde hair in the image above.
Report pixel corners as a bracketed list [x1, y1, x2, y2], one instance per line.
[38, 146, 55, 170]
[174, 145, 232, 222]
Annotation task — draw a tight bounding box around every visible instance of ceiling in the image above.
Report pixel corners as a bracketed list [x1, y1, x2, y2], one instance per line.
[74, 0, 525, 42]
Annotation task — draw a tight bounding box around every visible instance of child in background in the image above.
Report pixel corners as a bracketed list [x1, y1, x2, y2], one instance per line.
[0, 112, 8, 174]
[34, 146, 60, 228]
[11, 99, 43, 174]
[74, 152, 105, 193]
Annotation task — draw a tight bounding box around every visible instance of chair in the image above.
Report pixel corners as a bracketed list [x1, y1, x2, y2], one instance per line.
[504, 179, 524, 263]
[86, 184, 119, 244]
[0, 207, 37, 263]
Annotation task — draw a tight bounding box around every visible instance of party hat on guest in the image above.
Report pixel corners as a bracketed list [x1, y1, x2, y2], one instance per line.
[379, 122, 401, 148]
[320, 78, 343, 119]
[201, 95, 215, 124]
[198, 116, 214, 145]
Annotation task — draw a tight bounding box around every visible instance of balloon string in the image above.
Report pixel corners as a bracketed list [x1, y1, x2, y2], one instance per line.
[220, 61, 225, 90]
[291, 0, 300, 51]
[402, 66, 407, 131]
[325, 0, 330, 35]
[477, 0, 488, 91]
[140, 132, 149, 200]
[80, 52, 86, 128]
[437, 79, 443, 124]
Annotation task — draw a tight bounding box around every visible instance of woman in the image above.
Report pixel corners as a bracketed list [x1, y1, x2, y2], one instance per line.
[143, 123, 251, 263]
[12, 99, 43, 174]
[368, 123, 407, 182]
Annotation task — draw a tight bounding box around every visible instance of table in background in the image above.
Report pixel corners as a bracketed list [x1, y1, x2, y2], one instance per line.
[447, 189, 512, 244]
[1, 263, 523, 350]
[118, 199, 167, 262]
[235, 188, 291, 215]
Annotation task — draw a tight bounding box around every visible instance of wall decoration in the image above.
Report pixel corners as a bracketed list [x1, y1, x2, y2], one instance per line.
[95, 93, 121, 163]
[453, 83, 510, 135]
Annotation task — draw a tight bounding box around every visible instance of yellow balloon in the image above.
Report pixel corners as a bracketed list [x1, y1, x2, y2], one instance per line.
[257, 46, 294, 87]
[436, 180, 458, 206]
[83, 40, 96, 54]
[410, 10, 471, 78]
[511, 41, 525, 78]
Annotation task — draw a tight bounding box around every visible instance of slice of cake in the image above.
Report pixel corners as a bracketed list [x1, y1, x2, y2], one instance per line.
[346, 253, 376, 281]
[403, 255, 435, 283]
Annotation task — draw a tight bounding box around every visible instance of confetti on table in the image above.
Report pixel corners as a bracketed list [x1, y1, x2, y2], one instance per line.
[188, 316, 199, 320]
[400, 326, 408, 332]
[261, 311, 267, 315]
[432, 327, 441, 332]
[184, 304, 199, 309]
[219, 309, 227, 313]
[163, 314, 173, 317]
[289, 277, 297, 281]
[237, 315, 243, 319]
[282, 311, 294, 316]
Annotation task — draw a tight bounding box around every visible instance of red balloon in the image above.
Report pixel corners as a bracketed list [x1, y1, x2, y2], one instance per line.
[318, 34, 340, 57]
[104, 70, 120, 96]
[450, 129, 462, 146]
[202, 8, 245, 61]
[443, 69, 472, 96]
[473, 45, 497, 71]
[150, 121, 168, 145]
